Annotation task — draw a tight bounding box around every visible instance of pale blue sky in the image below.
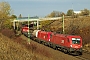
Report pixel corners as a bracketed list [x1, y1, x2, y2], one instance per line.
[1, 0, 90, 17]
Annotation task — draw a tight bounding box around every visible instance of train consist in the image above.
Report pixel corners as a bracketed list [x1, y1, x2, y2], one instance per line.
[21, 25, 82, 55]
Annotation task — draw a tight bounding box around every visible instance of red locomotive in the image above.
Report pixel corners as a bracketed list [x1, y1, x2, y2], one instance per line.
[21, 24, 33, 37]
[21, 24, 29, 35]
[32, 30, 82, 55]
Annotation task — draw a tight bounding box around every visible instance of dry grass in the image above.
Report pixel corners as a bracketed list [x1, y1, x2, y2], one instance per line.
[29, 42, 53, 60]
[83, 43, 90, 52]
[0, 33, 31, 60]
[0, 29, 53, 60]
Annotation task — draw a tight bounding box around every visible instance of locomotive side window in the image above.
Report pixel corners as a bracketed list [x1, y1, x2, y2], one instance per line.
[72, 38, 80, 44]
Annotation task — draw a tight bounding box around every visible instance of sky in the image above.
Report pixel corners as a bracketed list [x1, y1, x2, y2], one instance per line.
[1, 0, 90, 17]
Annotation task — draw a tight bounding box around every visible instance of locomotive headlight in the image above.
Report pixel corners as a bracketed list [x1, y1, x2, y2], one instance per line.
[70, 45, 72, 47]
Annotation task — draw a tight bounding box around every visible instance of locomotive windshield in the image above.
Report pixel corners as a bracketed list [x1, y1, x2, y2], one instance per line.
[72, 38, 80, 44]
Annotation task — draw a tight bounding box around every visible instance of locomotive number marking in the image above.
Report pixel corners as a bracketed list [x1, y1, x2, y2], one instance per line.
[61, 40, 64, 43]
[44, 36, 45, 38]
[49, 39, 50, 41]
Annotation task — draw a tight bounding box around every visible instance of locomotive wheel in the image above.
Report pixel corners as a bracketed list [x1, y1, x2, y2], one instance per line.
[58, 47, 62, 51]
[44, 42, 48, 46]
[75, 51, 80, 56]
[47, 42, 51, 47]
[61, 48, 64, 52]
[68, 51, 72, 55]
[63, 49, 68, 54]
[38, 40, 41, 44]
[53, 44, 56, 50]
[42, 41, 45, 45]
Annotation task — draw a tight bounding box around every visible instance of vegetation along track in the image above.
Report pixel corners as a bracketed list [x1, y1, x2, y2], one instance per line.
[74, 50, 90, 60]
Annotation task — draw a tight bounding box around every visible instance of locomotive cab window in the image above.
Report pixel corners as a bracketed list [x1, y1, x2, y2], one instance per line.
[72, 38, 80, 44]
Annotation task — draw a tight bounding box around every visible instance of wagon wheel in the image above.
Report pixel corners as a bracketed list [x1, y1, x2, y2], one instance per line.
[53, 44, 56, 50]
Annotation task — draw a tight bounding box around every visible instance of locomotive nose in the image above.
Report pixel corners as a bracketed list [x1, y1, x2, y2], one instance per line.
[72, 44, 82, 49]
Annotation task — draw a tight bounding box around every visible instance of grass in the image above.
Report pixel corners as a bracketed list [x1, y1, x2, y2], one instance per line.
[0, 29, 53, 60]
[0, 33, 31, 60]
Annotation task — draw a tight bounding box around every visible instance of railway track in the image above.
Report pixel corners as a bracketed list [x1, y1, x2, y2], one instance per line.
[75, 56, 89, 60]
[75, 50, 90, 60]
